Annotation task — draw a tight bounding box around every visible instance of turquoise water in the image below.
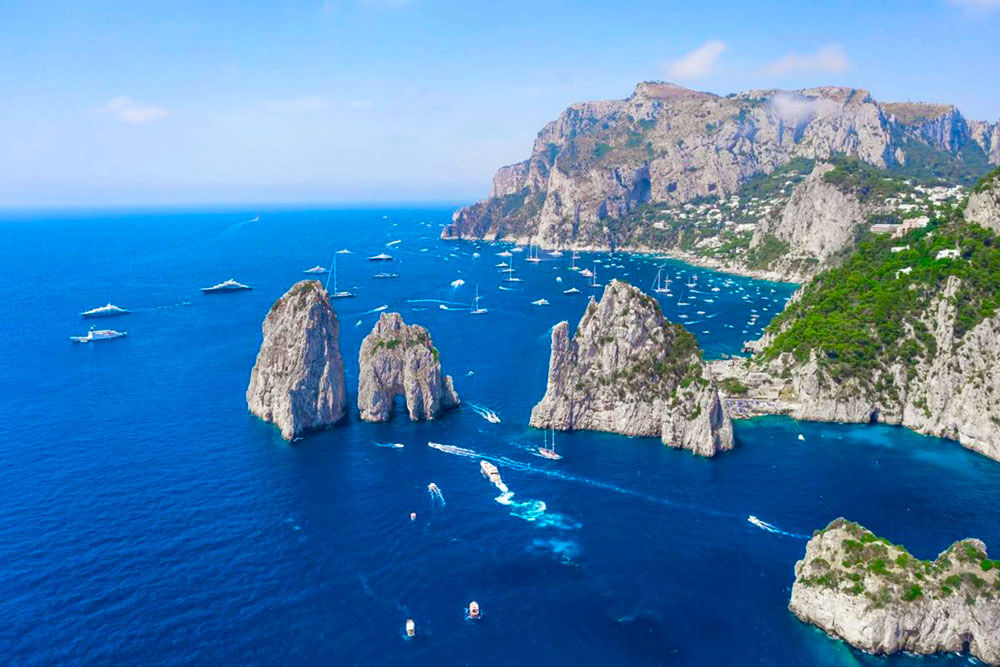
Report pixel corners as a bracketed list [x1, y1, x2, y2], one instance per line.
[0, 206, 996, 664]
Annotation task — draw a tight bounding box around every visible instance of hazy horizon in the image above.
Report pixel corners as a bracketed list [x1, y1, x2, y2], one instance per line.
[3, 0, 999, 207]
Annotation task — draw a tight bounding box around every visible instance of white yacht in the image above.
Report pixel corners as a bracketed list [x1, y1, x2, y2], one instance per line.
[536, 429, 562, 460]
[653, 267, 671, 294]
[588, 264, 602, 288]
[525, 243, 542, 263]
[201, 279, 251, 293]
[71, 328, 127, 343]
[470, 284, 488, 314]
[80, 303, 129, 318]
[326, 255, 354, 299]
[563, 287, 581, 294]
[502, 256, 522, 282]
[303, 265, 327, 274]
[367, 252, 393, 261]
[531, 298, 549, 306]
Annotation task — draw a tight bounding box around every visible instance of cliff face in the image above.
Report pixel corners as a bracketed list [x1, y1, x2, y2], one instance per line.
[446, 82, 997, 247]
[529, 280, 732, 456]
[357, 313, 459, 422]
[966, 169, 1000, 234]
[715, 274, 1000, 462]
[246, 280, 347, 440]
[750, 162, 869, 281]
[790, 518, 1000, 664]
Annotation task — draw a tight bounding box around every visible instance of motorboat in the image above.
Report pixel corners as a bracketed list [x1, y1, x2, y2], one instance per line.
[497, 250, 513, 258]
[563, 287, 581, 294]
[367, 252, 393, 261]
[71, 328, 127, 343]
[201, 279, 251, 293]
[373, 272, 399, 279]
[303, 265, 328, 274]
[405, 619, 415, 638]
[467, 601, 481, 620]
[80, 303, 129, 318]
[480, 460, 503, 486]
[531, 298, 549, 306]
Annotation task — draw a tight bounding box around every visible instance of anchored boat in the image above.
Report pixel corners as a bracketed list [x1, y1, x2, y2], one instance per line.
[71, 328, 127, 343]
[80, 303, 129, 318]
[201, 279, 251, 293]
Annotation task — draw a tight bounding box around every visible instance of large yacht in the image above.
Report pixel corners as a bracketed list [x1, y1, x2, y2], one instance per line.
[201, 279, 252, 293]
[71, 328, 127, 343]
[80, 303, 129, 318]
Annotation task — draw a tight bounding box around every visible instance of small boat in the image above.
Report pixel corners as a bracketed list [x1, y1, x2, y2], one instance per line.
[405, 619, 415, 638]
[451, 279, 465, 288]
[386, 239, 402, 247]
[428, 482, 439, 492]
[563, 287, 581, 294]
[480, 460, 503, 486]
[470, 284, 488, 315]
[578, 268, 594, 278]
[303, 265, 328, 274]
[467, 601, 481, 620]
[368, 253, 393, 261]
[336, 248, 352, 254]
[80, 303, 129, 318]
[497, 250, 513, 258]
[652, 267, 671, 294]
[537, 429, 562, 460]
[570, 251, 580, 271]
[510, 246, 524, 253]
[502, 256, 522, 283]
[326, 255, 354, 299]
[201, 279, 251, 293]
[531, 298, 549, 306]
[550, 250, 564, 258]
[373, 272, 399, 279]
[71, 328, 127, 343]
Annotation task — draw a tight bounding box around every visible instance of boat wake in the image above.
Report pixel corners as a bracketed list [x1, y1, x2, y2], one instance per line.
[427, 483, 446, 506]
[374, 441, 405, 449]
[467, 402, 500, 423]
[427, 441, 477, 458]
[364, 305, 389, 314]
[747, 515, 806, 539]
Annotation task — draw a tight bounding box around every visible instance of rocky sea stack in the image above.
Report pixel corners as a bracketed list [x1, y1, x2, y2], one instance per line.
[790, 518, 1000, 664]
[357, 312, 459, 422]
[530, 280, 732, 456]
[246, 280, 347, 440]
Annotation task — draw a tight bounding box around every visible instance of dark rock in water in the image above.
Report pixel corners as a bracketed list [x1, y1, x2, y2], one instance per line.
[357, 312, 459, 422]
[246, 280, 347, 439]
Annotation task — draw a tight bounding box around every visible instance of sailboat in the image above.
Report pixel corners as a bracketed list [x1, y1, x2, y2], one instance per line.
[502, 255, 522, 283]
[537, 429, 562, 460]
[470, 284, 488, 314]
[588, 263, 602, 288]
[526, 243, 542, 263]
[570, 251, 580, 271]
[326, 254, 354, 298]
[686, 274, 697, 289]
[653, 267, 671, 294]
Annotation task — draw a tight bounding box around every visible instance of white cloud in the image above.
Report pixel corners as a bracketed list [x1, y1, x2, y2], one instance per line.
[769, 93, 840, 125]
[761, 45, 849, 76]
[665, 40, 727, 80]
[104, 96, 170, 124]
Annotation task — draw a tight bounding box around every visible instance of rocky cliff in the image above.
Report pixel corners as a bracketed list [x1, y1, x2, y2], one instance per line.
[966, 168, 1000, 234]
[749, 161, 870, 281]
[711, 221, 1000, 462]
[790, 518, 1000, 664]
[357, 313, 459, 422]
[529, 280, 732, 456]
[446, 82, 997, 252]
[246, 280, 347, 440]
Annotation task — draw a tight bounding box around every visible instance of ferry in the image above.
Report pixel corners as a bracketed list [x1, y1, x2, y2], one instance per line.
[367, 252, 393, 261]
[80, 303, 129, 318]
[71, 328, 127, 343]
[303, 265, 328, 274]
[201, 279, 252, 293]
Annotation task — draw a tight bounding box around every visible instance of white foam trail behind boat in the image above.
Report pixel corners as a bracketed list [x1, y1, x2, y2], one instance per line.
[466, 402, 500, 423]
[365, 305, 388, 314]
[427, 442, 477, 458]
[427, 484, 446, 506]
[747, 515, 806, 539]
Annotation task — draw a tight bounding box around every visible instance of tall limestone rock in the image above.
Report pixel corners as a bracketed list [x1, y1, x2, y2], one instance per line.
[965, 168, 1000, 234]
[530, 280, 733, 456]
[357, 313, 460, 422]
[790, 518, 999, 664]
[246, 280, 347, 440]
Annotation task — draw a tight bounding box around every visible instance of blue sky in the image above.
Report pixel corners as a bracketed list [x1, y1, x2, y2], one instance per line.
[1, 0, 998, 206]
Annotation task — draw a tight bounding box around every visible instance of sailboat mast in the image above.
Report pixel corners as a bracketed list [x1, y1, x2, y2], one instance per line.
[324, 253, 336, 292]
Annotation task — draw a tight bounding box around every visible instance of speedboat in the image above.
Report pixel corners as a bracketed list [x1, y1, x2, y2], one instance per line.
[467, 601, 481, 620]
[303, 265, 328, 274]
[201, 279, 251, 293]
[405, 619, 415, 638]
[373, 272, 399, 279]
[71, 328, 127, 343]
[367, 253, 393, 261]
[480, 460, 503, 486]
[563, 287, 580, 294]
[531, 298, 549, 306]
[80, 303, 129, 318]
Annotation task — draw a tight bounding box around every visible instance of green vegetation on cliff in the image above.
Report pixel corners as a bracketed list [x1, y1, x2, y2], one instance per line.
[760, 209, 1000, 387]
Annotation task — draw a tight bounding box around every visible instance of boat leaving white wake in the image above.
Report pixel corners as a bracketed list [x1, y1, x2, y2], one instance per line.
[427, 442, 476, 458]
[467, 402, 500, 423]
[364, 305, 388, 314]
[747, 515, 806, 539]
[374, 442, 404, 449]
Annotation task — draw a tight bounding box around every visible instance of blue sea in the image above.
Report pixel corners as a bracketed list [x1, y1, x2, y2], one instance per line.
[1, 206, 998, 665]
